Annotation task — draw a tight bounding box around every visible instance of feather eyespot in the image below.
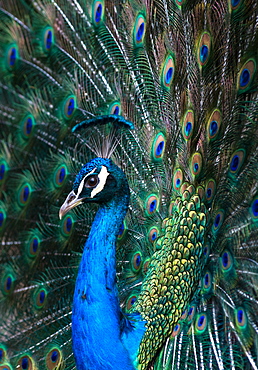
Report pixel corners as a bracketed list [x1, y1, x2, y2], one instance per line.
[191, 153, 202, 177]
[173, 168, 183, 191]
[203, 245, 209, 256]
[162, 55, 175, 88]
[152, 133, 166, 161]
[93, 1, 104, 25]
[46, 348, 62, 370]
[205, 179, 216, 202]
[54, 165, 67, 188]
[145, 195, 159, 216]
[206, 186, 213, 200]
[134, 15, 146, 45]
[187, 305, 196, 322]
[213, 210, 224, 231]
[220, 250, 233, 271]
[18, 184, 32, 207]
[5, 276, 13, 292]
[251, 197, 258, 219]
[180, 309, 187, 320]
[202, 271, 212, 291]
[197, 32, 211, 67]
[148, 227, 159, 243]
[113, 106, 119, 115]
[142, 258, 150, 275]
[2, 274, 15, 295]
[171, 323, 181, 338]
[126, 295, 137, 311]
[61, 215, 74, 236]
[231, 0, 242, 9]
[240, 69, 250, 86]
[207, 109, 221, 140]
[209, 121, 218, 136]
[27, 235, 40, 258]
[182, 110, 194, 140]
[6, 44, 18, 70]
[238, 59, 256, 91]
[0, 347, 7, 363]
[195, 313, 208, 334]
[63, 96, 76, 119]
[109, 102, 121, 115]
[200, 45, 208, 63]
[117, 221, 126, 240]
[17, 355, 34, 370]
[235, 308, 247, 329]
[229, 149, 245, 174]
[33, 288, 47, 309]
[185, 122, 192, 137]
[21, 115, 35, 140]
[44, 27, 54, 51]
[131, 252, 143, 273]
[0, 160, 8, 183]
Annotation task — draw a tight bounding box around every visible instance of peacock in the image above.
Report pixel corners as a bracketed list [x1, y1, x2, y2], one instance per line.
[0, 0, 258, 369]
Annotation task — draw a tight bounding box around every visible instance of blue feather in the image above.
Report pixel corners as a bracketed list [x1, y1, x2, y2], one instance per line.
[0, 1, 258, 370]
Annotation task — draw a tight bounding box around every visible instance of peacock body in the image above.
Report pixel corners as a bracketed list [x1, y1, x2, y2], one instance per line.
[0, 0, 258, 369]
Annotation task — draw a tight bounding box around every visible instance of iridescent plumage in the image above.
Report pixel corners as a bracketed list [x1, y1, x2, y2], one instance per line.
[0, 0, 258, 369]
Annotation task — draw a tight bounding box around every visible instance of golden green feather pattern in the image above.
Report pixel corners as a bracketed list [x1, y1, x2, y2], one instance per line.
[135, 187, 207, 367]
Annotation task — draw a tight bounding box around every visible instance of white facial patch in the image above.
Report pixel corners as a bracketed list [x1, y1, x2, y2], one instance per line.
[91, 166, 110, 198]
[77, 167, 96, 197]
[77, 166, 110, 199]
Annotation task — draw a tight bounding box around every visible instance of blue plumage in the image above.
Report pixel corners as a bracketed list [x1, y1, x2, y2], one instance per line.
[0, 0, 258, 369]
[65, 158, 144, 369]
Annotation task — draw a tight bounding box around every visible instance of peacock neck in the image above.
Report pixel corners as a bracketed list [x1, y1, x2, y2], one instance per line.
[72, 182, 135, 370]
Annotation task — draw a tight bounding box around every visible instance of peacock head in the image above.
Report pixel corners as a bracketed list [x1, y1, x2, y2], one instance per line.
[59, 157, 127, 219]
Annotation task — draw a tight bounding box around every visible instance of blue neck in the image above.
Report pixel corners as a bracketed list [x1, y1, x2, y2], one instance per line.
[72, 186, 137, 370]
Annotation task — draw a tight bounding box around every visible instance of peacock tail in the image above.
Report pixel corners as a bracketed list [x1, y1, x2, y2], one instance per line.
[0, 0, 258, 369]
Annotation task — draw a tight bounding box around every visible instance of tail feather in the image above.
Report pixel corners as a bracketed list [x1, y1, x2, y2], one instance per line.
[0, 0, 258, 369]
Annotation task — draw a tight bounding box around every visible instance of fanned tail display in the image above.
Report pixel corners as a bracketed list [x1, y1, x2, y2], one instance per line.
[0, 1, 258, 369]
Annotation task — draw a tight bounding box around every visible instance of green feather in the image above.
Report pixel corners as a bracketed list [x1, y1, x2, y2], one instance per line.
[0, 0, 258, 369]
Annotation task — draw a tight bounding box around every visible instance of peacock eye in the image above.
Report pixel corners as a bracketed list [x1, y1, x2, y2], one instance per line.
[85, 175, 99, 188]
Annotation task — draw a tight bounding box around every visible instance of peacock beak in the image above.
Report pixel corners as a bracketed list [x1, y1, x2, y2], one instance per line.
[59, 190, 85, 219]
